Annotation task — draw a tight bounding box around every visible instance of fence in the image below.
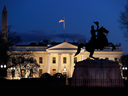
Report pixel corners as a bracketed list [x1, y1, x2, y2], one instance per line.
[71, 79, 125, 87]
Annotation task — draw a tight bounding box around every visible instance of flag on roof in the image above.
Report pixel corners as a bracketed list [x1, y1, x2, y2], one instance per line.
[59, 19, 64, 23]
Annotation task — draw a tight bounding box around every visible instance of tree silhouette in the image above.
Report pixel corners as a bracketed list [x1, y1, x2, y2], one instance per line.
[10, 51, 40, 78]
[0, 26, 22, 66]
[118, 0, 128, 39]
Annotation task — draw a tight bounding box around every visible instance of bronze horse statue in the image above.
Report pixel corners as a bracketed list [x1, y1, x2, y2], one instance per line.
[75, 22, 116, 59]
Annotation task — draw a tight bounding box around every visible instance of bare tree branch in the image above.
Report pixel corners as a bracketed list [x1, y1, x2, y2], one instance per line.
[118, 0, 128, 39]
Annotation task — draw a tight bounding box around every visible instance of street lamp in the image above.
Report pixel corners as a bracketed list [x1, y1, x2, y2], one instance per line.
[0, 64, 7, 86]
[11, 67, 15, 78]
[122, 67, 127, 70]
[1, 65, 3, 68]
[0, 64, 6, 68]
[11, 67, 15, 70]
[4, 65, 6, 68]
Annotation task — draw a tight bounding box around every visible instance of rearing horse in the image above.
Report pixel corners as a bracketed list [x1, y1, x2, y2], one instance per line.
[75, 26, 116, 59]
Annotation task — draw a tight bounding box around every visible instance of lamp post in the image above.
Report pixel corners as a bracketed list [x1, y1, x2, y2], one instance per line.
[122, 66, 128, 80]
[11, 67, 15, 78]
[0, 64, 7, 87]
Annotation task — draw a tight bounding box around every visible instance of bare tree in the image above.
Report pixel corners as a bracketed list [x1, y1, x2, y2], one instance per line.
[121, 54, 128, 66]
[0, 26, 22, 65]
[120, 54, 128, 79]
[10, 51, 40, 78]
[118, 0, 128, 39]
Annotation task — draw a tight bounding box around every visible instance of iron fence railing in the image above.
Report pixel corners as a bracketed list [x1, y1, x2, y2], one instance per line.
[71, 79, 125, 87]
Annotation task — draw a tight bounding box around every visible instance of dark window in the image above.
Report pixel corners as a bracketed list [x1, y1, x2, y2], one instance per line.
[115, 58, 118, 62]
[39, 69, 43, 77]
[30, 57, 33, 63]
[30, 69, 33, 77]
[12, 57, 16, 64]
[53, 57, 56, 63]
[63, 57, 66, 63]
[39, 57, 43, 63]
[87, 57, 90, 59]
[74, 57, 77, 63]
[12, 70, 15, 77]
[21, 57, 24, 63]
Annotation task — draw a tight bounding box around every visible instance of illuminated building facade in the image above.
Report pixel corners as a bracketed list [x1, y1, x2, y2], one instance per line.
[5, 41, 124, 79]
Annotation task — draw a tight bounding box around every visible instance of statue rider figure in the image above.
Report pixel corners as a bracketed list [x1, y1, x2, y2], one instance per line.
[90, 22, 99, 43]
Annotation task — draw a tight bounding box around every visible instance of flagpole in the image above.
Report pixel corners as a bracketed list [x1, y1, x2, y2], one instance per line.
[63, 17, 65, 42]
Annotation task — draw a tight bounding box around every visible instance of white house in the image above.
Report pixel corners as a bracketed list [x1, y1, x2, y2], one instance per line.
[5, 41, 124, 80]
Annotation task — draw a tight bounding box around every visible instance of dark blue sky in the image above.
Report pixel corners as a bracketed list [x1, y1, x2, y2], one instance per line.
[0, 0, 128, 54]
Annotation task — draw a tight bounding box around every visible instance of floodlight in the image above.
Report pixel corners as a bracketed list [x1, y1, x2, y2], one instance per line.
[4, 65, 6, 68]
[1, 65, 3, 68]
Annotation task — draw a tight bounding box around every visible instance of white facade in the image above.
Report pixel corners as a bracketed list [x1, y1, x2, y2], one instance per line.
[6, 42, 124, 79]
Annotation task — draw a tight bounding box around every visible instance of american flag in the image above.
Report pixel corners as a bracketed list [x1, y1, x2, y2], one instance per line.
[59, 19, 64, 23]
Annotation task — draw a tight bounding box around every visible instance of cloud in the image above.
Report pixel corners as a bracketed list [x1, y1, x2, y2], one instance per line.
[31, 30, 45, 34]
[16, 30, 86, 45]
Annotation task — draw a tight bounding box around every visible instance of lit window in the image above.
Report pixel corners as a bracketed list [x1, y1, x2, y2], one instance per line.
[74, 57, 77, 63]
[30, 69, 33, 77]
[53, 57, 56, 63]
[39, 57, 43, 63]
[21, 69, 25, 77]
[64, 68, 66, 71]
[39, 69, 43, 77]
[52, 69, 56, 76]
[63, 57, 66, 63]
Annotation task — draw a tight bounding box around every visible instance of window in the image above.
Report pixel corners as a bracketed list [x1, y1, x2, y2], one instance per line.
[63, 57, 66, 63]
[74, 57, 77, 63]
[12, 70, 15, 77]
[30, 69, 33, 77]
[39, 69, 43, 77]
[12, 57, 16, 64]
[21, 57, 24, 63]
[52, 69, 56, 76]
[63, 72, 67, 77]
[53, 57, 56, 63]
[21, 69, 25, 77]
[87, 57, 90, 59]
[39, 57, 43, 63]
[30, 57, 33, 63]
[115, 58, 118, 62]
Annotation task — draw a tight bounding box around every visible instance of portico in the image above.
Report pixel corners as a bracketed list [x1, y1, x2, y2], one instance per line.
[46, 42, 84, 77]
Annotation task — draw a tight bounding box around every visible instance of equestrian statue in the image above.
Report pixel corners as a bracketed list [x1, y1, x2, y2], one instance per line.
[75, 21, 116, 59]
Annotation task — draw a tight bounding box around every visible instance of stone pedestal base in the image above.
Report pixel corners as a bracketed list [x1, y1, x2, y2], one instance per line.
[71, 59, 124, 87]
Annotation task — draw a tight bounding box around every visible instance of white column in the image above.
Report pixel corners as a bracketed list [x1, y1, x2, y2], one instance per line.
[47, 53, 50, 74]
[58, 53, 61, 73]
[81, 53, 83, 61]
[69, 53, 73, 78]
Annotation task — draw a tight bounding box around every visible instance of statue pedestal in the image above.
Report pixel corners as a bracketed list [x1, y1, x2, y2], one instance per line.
[71, 59, 124, 87]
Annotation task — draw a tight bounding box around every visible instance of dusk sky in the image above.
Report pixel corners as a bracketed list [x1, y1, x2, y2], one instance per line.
[0, 0, 128, 54]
